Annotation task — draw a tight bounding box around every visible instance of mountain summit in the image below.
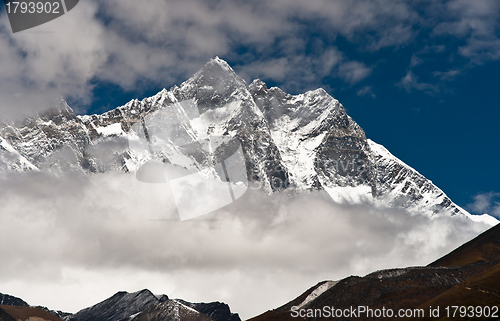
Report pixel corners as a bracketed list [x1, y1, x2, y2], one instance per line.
[0, 289, 240, 321]
[0, 57, 496, 223]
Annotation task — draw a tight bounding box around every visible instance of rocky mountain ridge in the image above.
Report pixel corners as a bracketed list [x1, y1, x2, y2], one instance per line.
[0, 289, 240, 321]
[0, 57, 495, 223]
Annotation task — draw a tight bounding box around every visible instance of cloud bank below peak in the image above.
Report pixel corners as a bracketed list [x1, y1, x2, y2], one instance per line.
[0, 171, 493, 318]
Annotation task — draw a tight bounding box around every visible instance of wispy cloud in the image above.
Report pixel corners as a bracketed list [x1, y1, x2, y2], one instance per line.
[433, 69, 462, 81]
[396, 44, 463, 95]
[0, 1, 106, 118]
[1, 0, 498, 118]
[356, 86, 376, 98]
[338, 61, 372, 84]
[432, 0, 500, 65]
[396, 71, 441, 94]
[236, 48, 371, 92]
[467, 192, 500, 217]
[394, 0, 500, 94]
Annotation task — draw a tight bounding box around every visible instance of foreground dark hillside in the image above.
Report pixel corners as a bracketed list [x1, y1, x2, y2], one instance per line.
[0, 305, 64, 321]
[249, 223, 500, 321]
[0, 289, 240, 321]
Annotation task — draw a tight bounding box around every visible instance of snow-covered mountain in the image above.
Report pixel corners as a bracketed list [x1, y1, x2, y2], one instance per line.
[67, 289, 168, 321]
[0, 135, 38, 171]
[0, 57, 495, 223]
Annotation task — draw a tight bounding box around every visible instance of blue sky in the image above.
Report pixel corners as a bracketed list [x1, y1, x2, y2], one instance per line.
[1, 0, 499, 212]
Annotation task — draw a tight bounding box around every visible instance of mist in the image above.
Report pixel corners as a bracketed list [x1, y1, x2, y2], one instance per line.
[0, 170, 491, 318]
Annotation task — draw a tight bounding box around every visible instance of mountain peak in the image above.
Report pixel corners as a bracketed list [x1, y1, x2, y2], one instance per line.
[208, 56, 234, 72]
[187, 57, 245, 86]
[176, 56, 248, 111]
[249, 79, 268, 95]
[0, 293, 29, 307]
[3, 54, 496, 223]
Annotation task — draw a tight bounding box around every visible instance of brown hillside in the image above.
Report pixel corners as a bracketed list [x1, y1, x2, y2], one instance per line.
[420, 261, 500, 309]
[0, 305, 63, 321]
[248, 223, 500, 321]
[0, 307, 17, 321]
[430, 223, 500, 267]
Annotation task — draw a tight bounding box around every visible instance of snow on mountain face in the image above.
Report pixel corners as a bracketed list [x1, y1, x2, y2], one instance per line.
[0, 135, 38, 172]
[176, 300, 241, 321]
[132, 298, 241, 321]
[366, 139, 473, 217]
[294, 281, 338, 309]
[0, 98, 91, 174]
[59, 289, 239, 321]
[0, 57, 495, 222]
[68, 289, 167, 321]
[134, 300, 215, 321]
[249, 79, 366, 191]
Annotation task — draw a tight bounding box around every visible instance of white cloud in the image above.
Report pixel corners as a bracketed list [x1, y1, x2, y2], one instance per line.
[357, 86, 376, 98]
[236, 48, 370, 93]
[459, 38, 500, 63]
[396, 44, 465, 95]
[433, 69, 462, 81]
[338, 61, 372, 84]
[409, 54, 424, 68]
[0, 1, 106, 118]
[0, 171, 491, 318]
[467, 192, 500, 218]
[432, 0, 500, 65]
[397, 71, 440, 94]
[267, 0, 417, 50]
[0, 0, 499, 118]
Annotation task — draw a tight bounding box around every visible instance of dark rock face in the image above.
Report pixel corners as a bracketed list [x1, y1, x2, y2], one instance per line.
[169, 58, 289, 192]
[0, 292, 73, 320]
[34, 306, 74, 321]
[69, 289, 167, 321]
[177, 300, 241, 321]
[0, 293, 29, 307]
[132, 299, 242, 321]
[250, 81, 370, 189]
